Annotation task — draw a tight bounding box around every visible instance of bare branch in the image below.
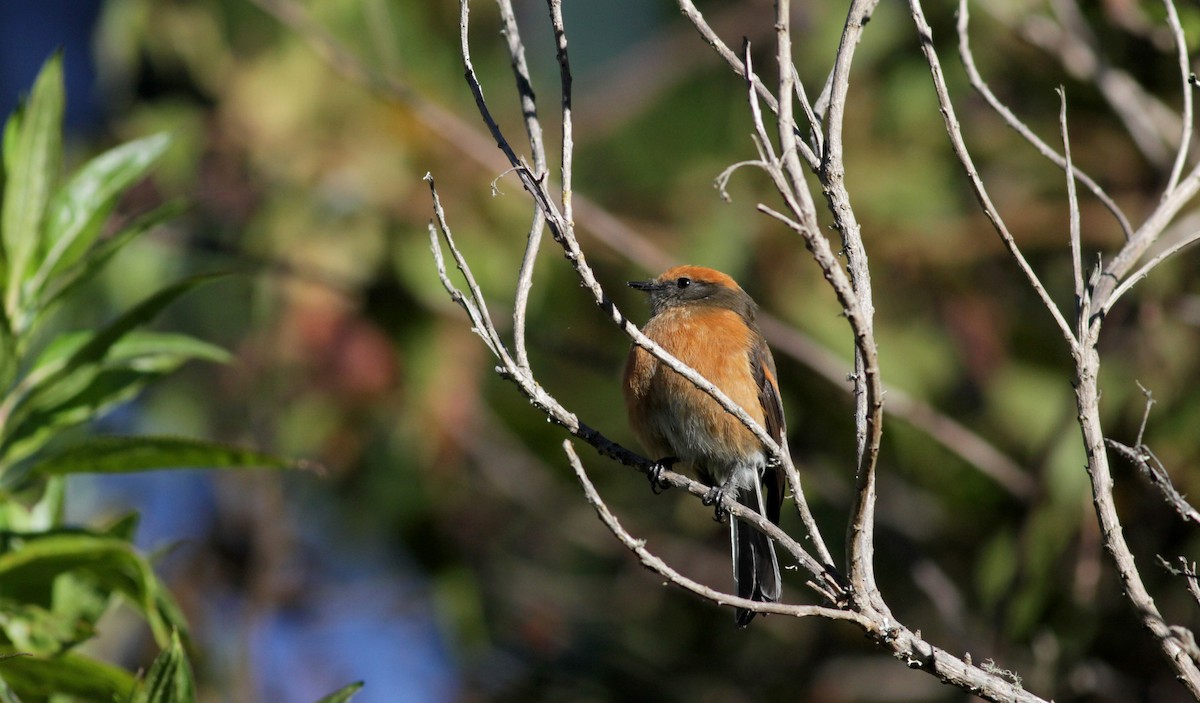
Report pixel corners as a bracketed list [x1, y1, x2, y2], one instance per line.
[565, 440, 855, 620]
[1107, 439, 1200, 527]
[1058, 88, 1085, 323]
[547, 0, 575, 228]
[675, 0, 821, 169]
[1160, 557, 1200, 611]
[1101, 227, 1200, 317]
[816, 0, 891, 615]
[956, 0, 1134, 242]
[427, 175, 846, 595]
[426, 176, 513, 365]
[497, 0, 547, 371]
[1162, 0, 1193, 194]
[248, 0, 1025, 508]
[1043, 0, 1174, 166]
[910, 0, 1078, 350]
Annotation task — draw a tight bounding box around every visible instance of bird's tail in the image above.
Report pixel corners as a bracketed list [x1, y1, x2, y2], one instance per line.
[731, 479, 781, 628]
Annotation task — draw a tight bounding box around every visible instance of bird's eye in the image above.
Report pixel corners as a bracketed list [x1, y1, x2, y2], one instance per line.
[676, 277, 692, 289]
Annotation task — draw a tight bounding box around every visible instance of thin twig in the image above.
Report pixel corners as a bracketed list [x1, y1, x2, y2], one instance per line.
[1045, 0, 1172, 167]
[497, 0, 547, 371]
[565, 440, 856, 620]
[548, 0, 574, 229]
[250, 0, 1027, 505]
[675, 0, 821, 170]
[956, 0, 1134, 242]
[459, 0, 810, 517]
[911, 0, 1078, 351]
[1107, 439, 1200, 527]
[1135, 381, 1155, 448]
[1058, 88, 1085, 325]
[1162, 0, 1193, 194]
[1100, 227, 1200, 317]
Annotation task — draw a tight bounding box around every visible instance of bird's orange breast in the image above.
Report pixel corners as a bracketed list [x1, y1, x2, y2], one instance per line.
[622, 306, 766, 469]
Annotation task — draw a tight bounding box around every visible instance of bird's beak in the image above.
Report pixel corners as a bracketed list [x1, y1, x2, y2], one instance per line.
[628, 279, 664, 293]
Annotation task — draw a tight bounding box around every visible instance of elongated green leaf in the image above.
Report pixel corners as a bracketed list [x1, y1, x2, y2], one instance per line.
[0, 600, 94, 655]
[0, 113, 14, 289]
[0, 647, 136, 701]
[0, 332, 232, 471]
[25, 330, 227, 382]
[1, 103, 20, 183]
[31, 436, 301, 477]
[0, 305, 14, 391]
[0, 274, 230, 463]
[129, 631, 194, 703]
[315, 681, 365, 703]
[0, 477, 65, 533]
[0, 533, 171, 646]
[65, 272, 230, 371]
[41, 201, 186, 313]
[16, 331, 229, 415]
[2, 55, 64, 316]
[36, 133, 171, 291]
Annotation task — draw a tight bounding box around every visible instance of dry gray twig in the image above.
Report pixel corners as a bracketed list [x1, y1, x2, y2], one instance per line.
[926, 0, 1200, 694]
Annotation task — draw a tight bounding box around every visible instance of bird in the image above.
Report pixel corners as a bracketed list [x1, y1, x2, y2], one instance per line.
[622, 265, 784, 627]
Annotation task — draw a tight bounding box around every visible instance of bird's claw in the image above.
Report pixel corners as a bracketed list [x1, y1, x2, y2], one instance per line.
[648, 457, 678, 494]
[702, 484, 729, 523]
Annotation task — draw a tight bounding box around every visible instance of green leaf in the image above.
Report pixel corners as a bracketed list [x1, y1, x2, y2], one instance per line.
[0, 600, 94, 655]
[30, 436, 302, 477]
[61, 272, 231, 372]
[314, 681, 365, 703]
[0, 647, 136, 701]
[129, 630, 194, 703]
[2, 54, 64, 319]
[0, 533, 173, 646]
[0, 274, 230, 467]
[0, 477, 66, 533]
[40, 200, 186, 313]
[1, 102, 21, 184]
[36, 133, 171, 292]
[0, 332, 232, 473]
[0, 309, 15, 405]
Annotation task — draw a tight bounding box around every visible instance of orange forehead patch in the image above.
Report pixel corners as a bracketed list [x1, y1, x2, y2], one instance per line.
[656, 265, 742, 291]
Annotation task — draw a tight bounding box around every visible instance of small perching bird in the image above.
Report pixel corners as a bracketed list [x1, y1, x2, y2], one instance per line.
[622, 265, 784, 627]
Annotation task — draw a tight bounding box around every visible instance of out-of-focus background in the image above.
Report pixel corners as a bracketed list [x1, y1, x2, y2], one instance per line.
[9, 0, 1200, 700]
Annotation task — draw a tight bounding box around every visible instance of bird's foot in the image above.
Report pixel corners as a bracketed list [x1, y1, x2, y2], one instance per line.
[702, 484, 729, 523]
[648, 457, 678, 494]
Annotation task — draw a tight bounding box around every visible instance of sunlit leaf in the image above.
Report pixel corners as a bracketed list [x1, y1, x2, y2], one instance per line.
[0, 646, 136, 701]
[36, 133, 171, 291]
[30, 436, 302, 477]
[40, 201, 185, 312]
[129, 630, 194, 703]
[60, 272, 231, 372]
[0, 600, 93, 656]
[1, 54, 63, 319]
[0, 533, 172, 646]
[0, 276, 230, 466]
[0, 331, 232, 473]
[314, 681, 365, 703]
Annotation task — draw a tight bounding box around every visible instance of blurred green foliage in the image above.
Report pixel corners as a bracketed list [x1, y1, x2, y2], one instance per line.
[6, 0, 1200, 701]
[0, 54, 354, 702]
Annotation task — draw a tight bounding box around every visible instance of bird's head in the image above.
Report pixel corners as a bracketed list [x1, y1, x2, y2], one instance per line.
[628, 265, 755, 319]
